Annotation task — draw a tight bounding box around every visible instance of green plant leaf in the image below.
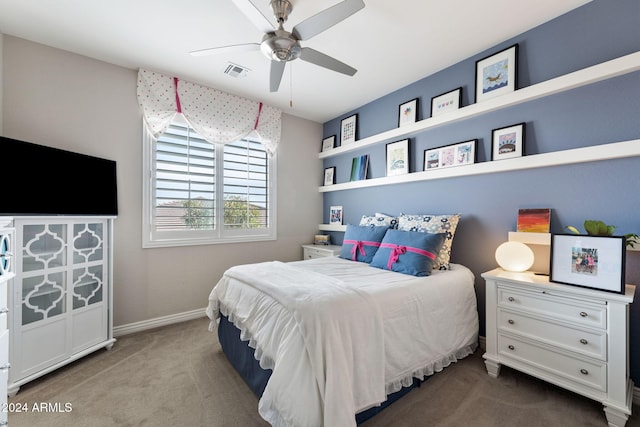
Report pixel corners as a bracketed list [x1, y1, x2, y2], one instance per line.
[584, 220, 614, 236]
[565, 225, 580, 234]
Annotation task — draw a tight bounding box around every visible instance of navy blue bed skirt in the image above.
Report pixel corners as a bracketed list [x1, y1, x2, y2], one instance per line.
[217, 314, 422, 424]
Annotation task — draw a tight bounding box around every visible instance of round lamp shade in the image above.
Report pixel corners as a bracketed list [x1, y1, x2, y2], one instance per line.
[495, 241, 534, 272]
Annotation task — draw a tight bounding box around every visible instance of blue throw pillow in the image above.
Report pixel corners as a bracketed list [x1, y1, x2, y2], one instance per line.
[339, 224, 389, 263]
[370, 229, 446, 276]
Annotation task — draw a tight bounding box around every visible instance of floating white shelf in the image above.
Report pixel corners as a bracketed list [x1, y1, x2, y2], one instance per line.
[319, 139, 640, 193]
[508, 232, 640, 251]
[318, 224, 347, 232]
[508, 231, 551, 246]
[319, 51, 640, 161]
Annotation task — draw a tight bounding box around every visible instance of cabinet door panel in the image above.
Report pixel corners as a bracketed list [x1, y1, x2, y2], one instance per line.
[16, 319, 67, 379]
[72, 305, 107, 353]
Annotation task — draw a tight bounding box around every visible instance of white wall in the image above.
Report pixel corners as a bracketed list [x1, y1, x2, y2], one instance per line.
[2, 36, 323, 327]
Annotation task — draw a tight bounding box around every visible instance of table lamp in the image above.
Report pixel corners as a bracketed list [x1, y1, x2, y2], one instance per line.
[495, 241, 534, 272]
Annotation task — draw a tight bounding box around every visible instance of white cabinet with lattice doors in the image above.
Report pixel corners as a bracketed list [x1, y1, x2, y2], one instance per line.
[8, 217, 115, 395]
[0, 217, 15, 426]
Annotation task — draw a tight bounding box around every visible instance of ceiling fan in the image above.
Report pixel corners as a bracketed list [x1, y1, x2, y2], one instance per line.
[190, 0, 365, 92]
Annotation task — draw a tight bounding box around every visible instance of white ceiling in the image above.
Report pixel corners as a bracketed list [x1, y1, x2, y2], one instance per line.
[0, 0, 591, 123]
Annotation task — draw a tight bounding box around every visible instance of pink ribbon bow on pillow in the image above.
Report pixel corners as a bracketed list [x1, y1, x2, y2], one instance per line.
[388, 245, 407, 269]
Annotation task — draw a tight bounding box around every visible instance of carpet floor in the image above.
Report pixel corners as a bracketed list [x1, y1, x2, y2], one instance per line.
[7, 316, 640, 427]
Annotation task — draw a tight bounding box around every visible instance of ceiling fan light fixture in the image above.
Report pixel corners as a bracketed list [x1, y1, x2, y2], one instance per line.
[260, 31, 301, 62]
[194, 0, 365, 91]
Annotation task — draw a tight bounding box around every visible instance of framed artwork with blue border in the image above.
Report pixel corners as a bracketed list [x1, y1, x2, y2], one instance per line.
[475, 44, 518, 103]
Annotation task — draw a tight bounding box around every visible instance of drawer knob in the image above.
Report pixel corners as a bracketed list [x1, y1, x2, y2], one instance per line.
[508, 297, 515, 302]
[580, 368, 589, 375]
[0, 307, 8, 314]
[508, 319, 515, 325]
[579, 311, 588, 318]
[580, 339, 588, 345]
[508, 345, 515, 351]
[0, 363, 10, 371]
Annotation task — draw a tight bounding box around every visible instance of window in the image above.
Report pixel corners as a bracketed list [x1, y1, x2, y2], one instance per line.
[142, 116, 276, 247]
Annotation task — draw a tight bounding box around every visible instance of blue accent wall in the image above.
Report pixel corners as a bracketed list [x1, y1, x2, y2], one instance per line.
[322, 0, 640, 381]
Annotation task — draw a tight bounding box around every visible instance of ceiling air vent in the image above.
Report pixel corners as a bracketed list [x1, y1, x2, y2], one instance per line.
[223, 63, 250, 78]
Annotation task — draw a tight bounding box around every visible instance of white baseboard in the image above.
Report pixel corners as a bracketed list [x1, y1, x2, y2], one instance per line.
[113, 308, 207, 337]
[479, 335, 640, 406]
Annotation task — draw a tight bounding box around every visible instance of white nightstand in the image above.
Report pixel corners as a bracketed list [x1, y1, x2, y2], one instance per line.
[302, 244, 341, 260]
[482, 268, 635, 427]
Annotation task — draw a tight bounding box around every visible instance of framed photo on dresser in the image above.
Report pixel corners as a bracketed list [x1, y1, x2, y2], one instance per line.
[550, 234, 625, 294]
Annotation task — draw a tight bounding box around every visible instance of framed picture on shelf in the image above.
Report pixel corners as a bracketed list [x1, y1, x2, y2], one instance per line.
[323, 167, 336, 186]
[517, 208, 551, 233]
[330, 205, 343, 225]
[350, 154, 369, 181]
[398, 98, 418, 127]
[340, 114, 358, 145]
[550, 234, 625, 294]
[321, 135, 336, 152]
[431, 87, 462, 117]
[386, 139, 410, 176]
[475, 44, 518, 103]
[492, 122, 526, 160]
[423, 139, 477, 170]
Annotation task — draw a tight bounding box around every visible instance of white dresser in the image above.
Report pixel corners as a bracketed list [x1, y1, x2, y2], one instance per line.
[301, 244, 341, 260]
[0, 218, 15, 426]
[482, 268, 635, 427]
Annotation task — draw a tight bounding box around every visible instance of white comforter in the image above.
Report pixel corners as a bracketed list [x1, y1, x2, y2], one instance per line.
[206, 256, 478, 427]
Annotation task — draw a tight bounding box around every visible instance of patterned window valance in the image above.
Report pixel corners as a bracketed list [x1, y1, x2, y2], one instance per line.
[136, 68, 281, 156]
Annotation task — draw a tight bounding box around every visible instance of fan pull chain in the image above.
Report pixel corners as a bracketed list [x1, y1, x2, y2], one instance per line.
[289, 62, 293, 109]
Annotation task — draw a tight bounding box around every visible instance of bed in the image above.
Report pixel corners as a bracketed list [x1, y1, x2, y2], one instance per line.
[206, 253, 479, 426]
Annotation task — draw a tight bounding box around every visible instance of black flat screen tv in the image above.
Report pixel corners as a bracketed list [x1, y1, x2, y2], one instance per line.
[2, 136, 118, 216]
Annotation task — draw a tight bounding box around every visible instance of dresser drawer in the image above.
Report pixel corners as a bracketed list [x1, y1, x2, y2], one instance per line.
[497, 309, 606, 360]
[302, 245, 341, 260]
[498, 333, 606, 392]
[497, 284, 606, 329]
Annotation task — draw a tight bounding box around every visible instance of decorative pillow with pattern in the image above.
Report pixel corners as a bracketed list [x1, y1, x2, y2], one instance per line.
[339, 224, 389, 263]
[359, 213, 398, 228]
[370, 229, 446, 276]
[397, 213, 461, 270]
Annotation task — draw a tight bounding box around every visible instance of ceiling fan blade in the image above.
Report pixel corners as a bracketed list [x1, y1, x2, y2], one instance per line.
[189, 43, 260, 57]
[270, 60, 286, 92]
[232, 0, 275, 34]
[292, 0, 365, 41]
[299, 47, 357, 76]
